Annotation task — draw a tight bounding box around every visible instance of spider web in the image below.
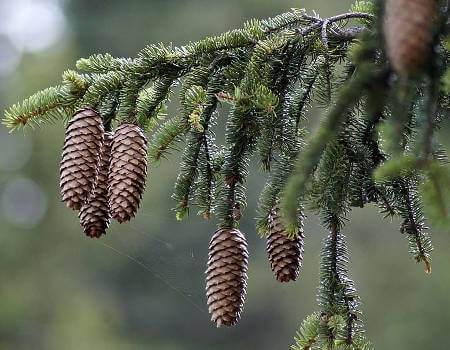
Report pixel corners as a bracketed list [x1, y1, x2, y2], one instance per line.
[94, 213, 211, 316]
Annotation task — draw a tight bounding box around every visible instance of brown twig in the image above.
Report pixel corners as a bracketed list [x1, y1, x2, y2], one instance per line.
[295, 11, 374, 37]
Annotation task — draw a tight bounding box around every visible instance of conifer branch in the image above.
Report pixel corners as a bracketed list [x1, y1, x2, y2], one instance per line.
[102, 90, 120, 131]
[395, 180, 433, 274]
[199, 135, 214, 219]
[148, 116, 189, 161]
[319, 220, 360, 348]
[282, 61, 378, 233]
[294, 68, 319, 132]
[4, 9, 373, 130]
[292, 312, 320, 350]
[373, 186, 396, 217]
[3, 86, 64, 129]
[174, 88, 219, 220]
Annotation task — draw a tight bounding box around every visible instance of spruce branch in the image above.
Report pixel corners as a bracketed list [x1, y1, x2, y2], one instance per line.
[395, 180, 433, 274]
[4, 9, 373, 130]
[102, 90, 120, 131]
[82, 71, 123, 107]
[294, 67, 319, 132]
[282, 61, 378, 234]
[373, 186, 397, 217]
[134, 76, 174, 132]
[3, 86, 65, 129]
[173, 90, 219, 220]
[76, 53, 133, 73]
[148, 116, 188, 161]
[292, 312, 320, 350]
[197, 134, 214, 219]
[318, 220, 361, 348]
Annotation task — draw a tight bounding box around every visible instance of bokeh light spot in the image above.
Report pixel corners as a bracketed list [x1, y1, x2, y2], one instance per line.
[1, 177, 48, 228]
[0, 127, 32, 171]
[0, 0, 66, 53]
[0, 36, 21, 75]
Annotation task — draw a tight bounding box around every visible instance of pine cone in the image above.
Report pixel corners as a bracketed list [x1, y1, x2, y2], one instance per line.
[267, 204, 304, 282]
[206, 227, 249, 327]
[383, 0, 437, 75]
[79, 132, 113, 238]
[60, 107, 104, 210]
[108, 123, 148, 223]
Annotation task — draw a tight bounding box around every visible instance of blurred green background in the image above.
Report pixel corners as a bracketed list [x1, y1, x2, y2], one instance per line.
[1, 1, 450, 349]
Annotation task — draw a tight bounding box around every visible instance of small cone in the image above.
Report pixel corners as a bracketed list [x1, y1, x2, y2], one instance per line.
[267, 204, 304, 282]
[60, 107, 104, 210]
[383, 0, 437, 76]
[206, 227, 248, 327]
[79, 132, 113, 238]
[108, 123, 148, 223]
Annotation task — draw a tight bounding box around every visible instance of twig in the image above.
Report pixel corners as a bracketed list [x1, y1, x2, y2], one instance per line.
[202, 135, 213, 219]
[295, 70, 319, 132]
[295, 11, 373, 37]
[330, 26, 366, 40]
[327, 12, 374, 23]
[373, 187, 396, 216]
[401, 183, 431, 273]
[321, 19, 331, 51]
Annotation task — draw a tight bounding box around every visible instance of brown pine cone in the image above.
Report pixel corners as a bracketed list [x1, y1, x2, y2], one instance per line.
[206, 227, 249, 327]
[108, 123, 148, 223]
[60, 107, 104, 210]
[79, 132, 113, 238]
[383, 0, 437, 76]
[267, 204, 304, 282]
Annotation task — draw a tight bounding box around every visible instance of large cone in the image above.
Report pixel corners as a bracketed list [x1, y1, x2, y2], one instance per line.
[383, 0, 437, 75]
[108, 123, 148, 223]
[206, 227, 248, 327]
[79, 132, 113, 238]
[267, 204, 304, 282]
[60, 107, 104, 210]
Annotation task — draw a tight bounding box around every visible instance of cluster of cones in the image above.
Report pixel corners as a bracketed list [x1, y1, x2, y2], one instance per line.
[60, 107, 148, 238]
[206, 203, 305, 327]
[60, 108, 305, 328]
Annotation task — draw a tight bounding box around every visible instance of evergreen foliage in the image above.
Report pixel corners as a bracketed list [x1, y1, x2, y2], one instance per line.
[3, 0, 449, 347]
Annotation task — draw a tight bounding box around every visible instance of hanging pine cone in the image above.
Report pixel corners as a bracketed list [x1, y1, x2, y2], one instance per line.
[267, 204, 304, 282]
[78, 132, 113, 238]
[60, 107, 104, 210]
[383, 0, 437, 76]
[205, 227, 249, 327]
[108, 123, 148, 223]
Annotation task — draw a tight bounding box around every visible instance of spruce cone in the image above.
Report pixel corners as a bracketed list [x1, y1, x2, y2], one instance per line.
[267, 204, 304, 282]
[383, 0, 437, 75]
[108, 123, 148, 223]
[60, 107, 104, 210]
[206, 227, 249, 327]
[79, 132, 113, 238]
